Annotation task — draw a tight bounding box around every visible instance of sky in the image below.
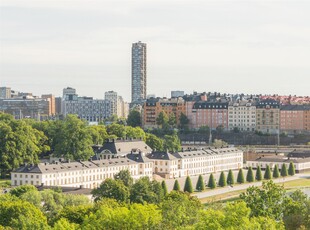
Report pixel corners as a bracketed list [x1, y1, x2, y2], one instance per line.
[0, 0, 310, 101]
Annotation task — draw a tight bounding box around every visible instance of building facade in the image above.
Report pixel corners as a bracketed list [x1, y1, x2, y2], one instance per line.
[148, 147, 243, 179]
[280, 105, 305, 134]
[0, 87, 11, 99]
[228, 100, 256, 132]
[62, 87, 111, 122]
[190, 101, 229, 130]
[142, 97, 186, 128]
[11, 155, 154, 189]
[0, 98, 50, 120]
[131, 41, 147, 104]
[256, 99, 280, 134]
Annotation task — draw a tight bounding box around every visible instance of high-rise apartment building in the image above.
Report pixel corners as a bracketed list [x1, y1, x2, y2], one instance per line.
[0, 87, 11, 99]
[131, 41, 147, 105]
[62, 87, 111, 122]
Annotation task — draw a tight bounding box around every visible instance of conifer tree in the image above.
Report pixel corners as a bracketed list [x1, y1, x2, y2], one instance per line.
[246, 167, 254, 182]
[196, 175, 205, 192]
[208, 173, 216, 189]
[173, 179, 180, 191]
[281, 163, 288, 177]
[237, 169, 245, 184]
[273, 165, 280, 178]
[264, 165, 272, 180]
[184, 176, 193, 193]
[218, 172, 227, 187]
[227, 169, 235, 185]
[288, 162, 295, 176]
[161, 180, 168, 196]
[255, 166, 263, 181]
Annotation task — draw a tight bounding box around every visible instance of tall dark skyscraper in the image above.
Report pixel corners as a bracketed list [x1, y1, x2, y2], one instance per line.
[131, 41, 147, 104]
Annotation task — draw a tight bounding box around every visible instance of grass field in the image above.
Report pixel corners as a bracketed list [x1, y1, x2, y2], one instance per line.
[200, 177, 310, 204]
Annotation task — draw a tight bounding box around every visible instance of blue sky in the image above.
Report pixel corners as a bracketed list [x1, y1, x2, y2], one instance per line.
[1, 0, 310, 101]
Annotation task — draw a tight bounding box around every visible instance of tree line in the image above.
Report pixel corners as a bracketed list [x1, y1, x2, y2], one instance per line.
[0, 113, 182, 178]
[169, 162, 295, 193]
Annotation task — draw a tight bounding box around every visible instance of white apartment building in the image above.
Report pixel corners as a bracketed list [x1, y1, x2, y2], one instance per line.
[104, 91, 128, 118]
[228, 100, 256, 132]
[147, 147, 243, 179]
[11, 154, 153, 189]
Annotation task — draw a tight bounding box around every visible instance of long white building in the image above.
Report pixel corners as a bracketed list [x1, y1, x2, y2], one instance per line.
[148, 147, 243, 179]
[11, 153, 153, 189]
[11, 139, 243, 187]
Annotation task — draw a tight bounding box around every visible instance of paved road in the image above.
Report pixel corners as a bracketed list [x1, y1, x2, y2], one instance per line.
[158, 171, 309, 199]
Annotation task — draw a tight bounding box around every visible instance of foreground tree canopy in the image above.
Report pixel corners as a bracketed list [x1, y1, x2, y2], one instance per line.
[2, 178, 310, 229]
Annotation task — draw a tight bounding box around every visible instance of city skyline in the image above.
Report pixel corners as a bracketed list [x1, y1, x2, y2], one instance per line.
[1, 1, 310, 101]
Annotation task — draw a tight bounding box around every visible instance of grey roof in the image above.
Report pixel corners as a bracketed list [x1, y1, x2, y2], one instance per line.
[12, 155, 150, 174]
[175, 148, 239, 158]
[287, 150, 310, 158]
[280, 105, 310, 111]
[127, 152, 153, 163]
[148, 147, 241, 160]
[95, 139, 152, 155]
[253, 156, 310, 163]
[147, 152, 178, 160]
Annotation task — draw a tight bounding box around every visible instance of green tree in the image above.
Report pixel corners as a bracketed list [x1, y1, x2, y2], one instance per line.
[227, 169, 235, 185]
[168, 113, 177, 128]
[56, 204, 93, 225]
[283, 189, 310, 230]
[208, 173, 216, 189]
[161, 180, 168, 196]
[0, 115, 50, 178]
[264, 165, 272, 180]
[237, 169, 245, 184]
[9, 184, 37, 197]
[126, 110, 142, 127]
[256, 165, 263, 181]
[179, 112, 189, 129]
[196, 175, 205, 192]
[114, 169, 134, 187]
[240, 180, 287, 220]
[163, 133, 181, 152]
[53, 218, 79, 230]
[156, 111, 169, 129]
[273, 164, 280, 178]
[54, 115, 94, 160]
[246, 167, 255, 182]
[82, 202, 162, 230]
[198, 125, 210, 134]
[216, 125, 224, 134]
[288, 162, 295, 176]
[92, 178, 130, 202]
[184, 176, 193, 193]
[125, 126, 146, 140]
[281, 163, 288, 177]
[87, 125, 108, 145]
[196, 201, 284, 229]
[161, 191, 202, 229]
[145, 133, 164, 151]
[106, 123, 126, 138]
[173, 179, 181, 191]
[218, 172, 227, 187]
[0, 200, 48, 229]
[130, 177, 164, 204]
